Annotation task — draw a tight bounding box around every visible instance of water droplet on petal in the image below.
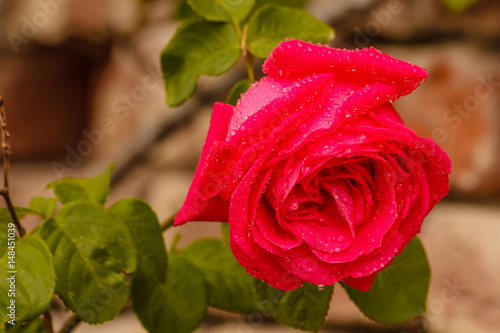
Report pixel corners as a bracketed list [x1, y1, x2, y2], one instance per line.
[318, 285, 325, 291]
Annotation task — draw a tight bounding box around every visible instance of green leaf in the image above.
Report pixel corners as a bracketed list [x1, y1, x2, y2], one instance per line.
[246, 4, 334, 59]
[0, 208, 40, 258]
[254, 280, 333, 333]
[221, 222, 230, 247]
[132, 254, 207, 333]
[343, 237, 430, 324]
[38, 202, 136, 324]
[175, 0, 198, 20]
[226, 79, 252, 106]
[187, 0, 255, 22]
[109, 198, 167, 283]
[161, 20, 242, 107]
[182, 238, 258, 314]
[0, 236, 55, 324]
[440, 0, 479, 13]
[253, 0, 306, 11]
[243, 0, 306, 25]
[0, 218, 16, 259]
[5, 318, 47, 333]
[47, 163, 114, 205]
[28, 197, 58, 218]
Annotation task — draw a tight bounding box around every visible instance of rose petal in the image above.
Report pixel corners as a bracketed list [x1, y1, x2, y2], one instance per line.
[343, 271, 378, 291]
[227, 77, 292, 137]
[230, 233, 304, 291]
[264, 40, 427, 98]
[175, 103, 233, 225]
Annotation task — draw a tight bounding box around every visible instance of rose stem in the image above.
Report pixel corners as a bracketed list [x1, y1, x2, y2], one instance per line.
[160, 211, 177, 232]
[241, 24, 255, 82]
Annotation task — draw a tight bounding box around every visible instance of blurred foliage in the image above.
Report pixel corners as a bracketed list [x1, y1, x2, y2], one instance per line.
[440, 0, 480, 13]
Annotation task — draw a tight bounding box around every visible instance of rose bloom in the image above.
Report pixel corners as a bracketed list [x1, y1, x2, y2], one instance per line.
[175, 40, 451, 291]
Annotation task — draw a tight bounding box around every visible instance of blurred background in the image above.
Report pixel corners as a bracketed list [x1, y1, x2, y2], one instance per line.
[0, 0, 499, 332]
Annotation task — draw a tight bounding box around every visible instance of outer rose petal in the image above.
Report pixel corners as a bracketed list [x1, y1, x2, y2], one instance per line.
[343, 272, 378, 291]
[227, 77, 293, 137]
[230, 236, 304, 290]
[264, 40, 427, 97]
[175, 103, 233, 225]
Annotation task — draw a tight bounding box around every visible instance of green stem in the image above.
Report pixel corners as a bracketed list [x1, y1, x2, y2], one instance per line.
[241, 24, 255, 82]
[170, 233, 182, 253]
[25, 225, 39, 237]
[160, 212, 177, 232]
[58, 313, 82, 333]
[232, 17, 242, 36]
[244, 51, 255, 82]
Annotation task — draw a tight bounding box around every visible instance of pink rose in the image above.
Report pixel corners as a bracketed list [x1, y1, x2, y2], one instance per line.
[175, 40, 451, 291]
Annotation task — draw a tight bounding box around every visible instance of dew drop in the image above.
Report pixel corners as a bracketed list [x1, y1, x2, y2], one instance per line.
[318, 285, 325, 291]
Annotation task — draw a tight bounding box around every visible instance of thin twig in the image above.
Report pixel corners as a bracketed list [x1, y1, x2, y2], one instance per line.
[58, 313, 82, 333]
[42, 311, 54, 333]
[0, 96, 24, 237]
[1, 95, 51, 332]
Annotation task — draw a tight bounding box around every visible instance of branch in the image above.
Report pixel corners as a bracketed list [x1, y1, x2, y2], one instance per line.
[0, 95, 25, 237]
[58, 313, 82, 333]
[42, 311, 54, 333]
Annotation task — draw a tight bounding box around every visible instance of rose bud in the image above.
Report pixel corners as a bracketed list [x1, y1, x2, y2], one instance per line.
[175, 40, 451, 291]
